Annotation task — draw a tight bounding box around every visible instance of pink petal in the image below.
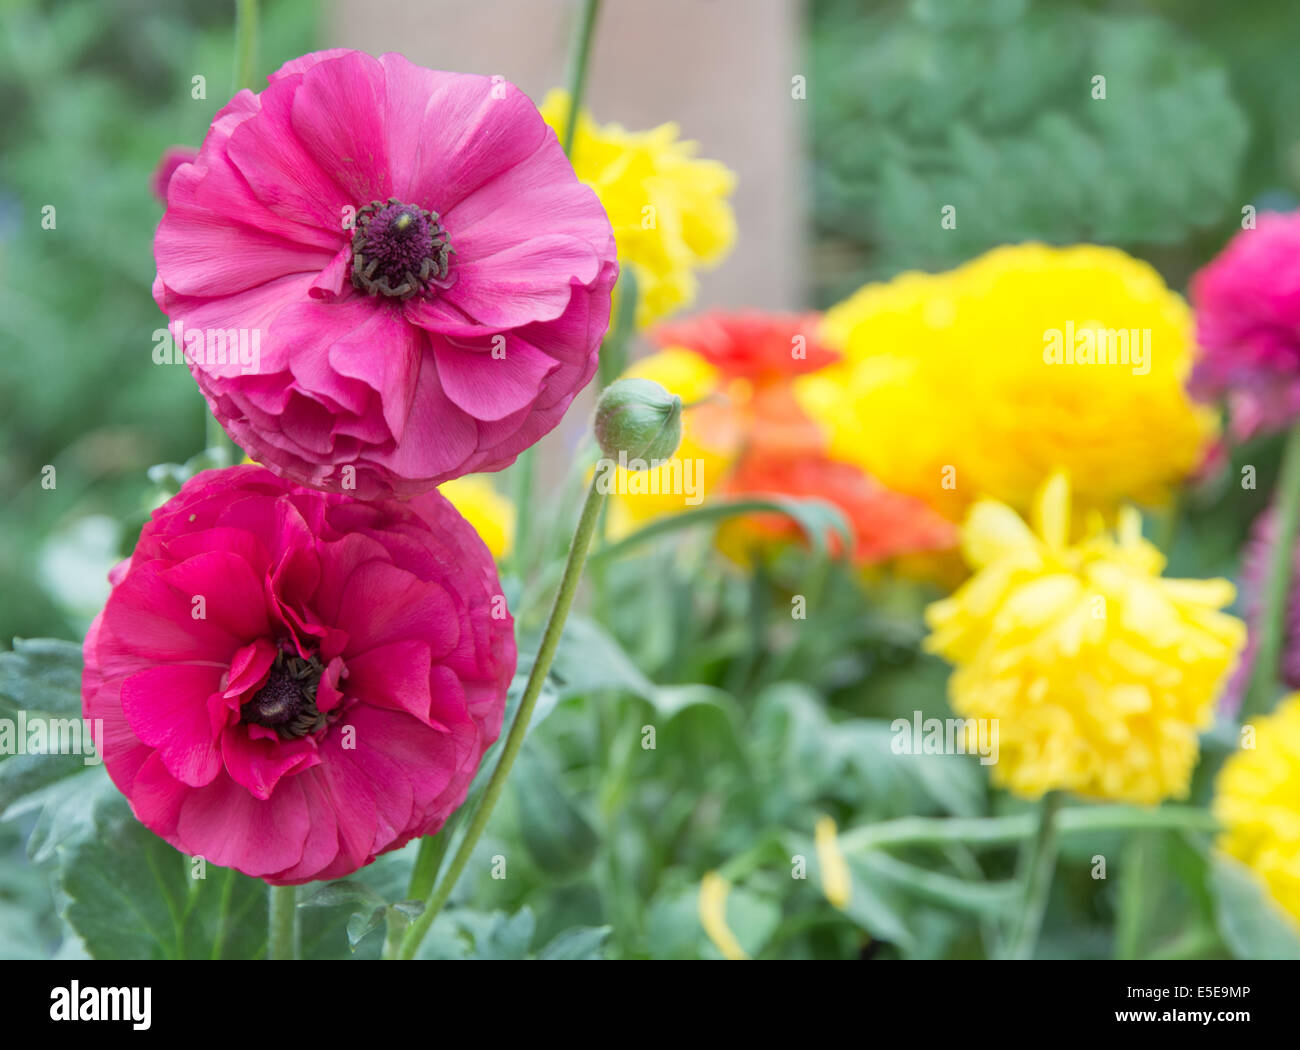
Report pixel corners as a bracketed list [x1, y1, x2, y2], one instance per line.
[431, 335, 558, 420]
[221, 725, 320, 800]
[345, 640, 445, 728]
[177, 773, 312, 877]
[120, 663, 226, 787]
[337, 560, 460, 657]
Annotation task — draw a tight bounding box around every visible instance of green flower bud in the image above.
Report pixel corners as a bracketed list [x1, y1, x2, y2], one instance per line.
[592, 378, 682, 466]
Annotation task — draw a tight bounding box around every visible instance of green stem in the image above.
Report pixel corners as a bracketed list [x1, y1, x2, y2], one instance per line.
[1004, 792, 1062, 960]
[267, 884, 297, 960]
[1114, 831, 1150, 960]
[233, 0, 259, 92]
[398, 478, 609, 959]
[561, 0, 603, 158]
[405, 821, 455, 904]
[836, 804, 1216, 853]
[1242, 422, 1300, 719]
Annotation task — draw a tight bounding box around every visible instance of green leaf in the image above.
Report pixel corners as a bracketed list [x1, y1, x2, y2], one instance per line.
[548, 614, 655, 701]
[0, 638, 83, 717]
[56, 790, 266, 960]
[457, 907, 537, 960]
[788, 831, 915, 952]
[591, 498, 852, 564]
[1210, 854, 1300, 960]
[537, 924, 612, 960]
[810, 3, 1247, 289]
[514, 746, 599, 878]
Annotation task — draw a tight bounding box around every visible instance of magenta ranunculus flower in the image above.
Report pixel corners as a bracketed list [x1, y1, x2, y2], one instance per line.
[83, 465, 515, 883]
[1189, 211, 1300, 439]
[154, 49, 617, 499]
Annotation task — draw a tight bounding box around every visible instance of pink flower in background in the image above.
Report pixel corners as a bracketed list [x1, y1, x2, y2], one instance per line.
[154, 49, 617, 499]
[150, 146, 198, 202]
[83, 465, 515, 883]
[1189, 211, 1300, 440]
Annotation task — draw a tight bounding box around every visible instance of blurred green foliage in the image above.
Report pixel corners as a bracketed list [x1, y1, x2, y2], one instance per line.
[0, 0, 319, 644]
[809, 0, 1298, 303]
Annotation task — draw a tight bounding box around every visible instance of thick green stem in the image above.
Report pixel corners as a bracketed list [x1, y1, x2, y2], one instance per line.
[561, 0, 603, 158]
[1242, 422, 1300, 719]
[398, 478, 609, 959]
[1004, 792, 1062, 960]
[267, 884, 297, 960]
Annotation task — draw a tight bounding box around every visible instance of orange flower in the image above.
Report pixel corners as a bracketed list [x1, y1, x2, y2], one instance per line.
[652, 311, 839, 384]
[638, 310, 957, 567]
[721, 451, 957, 564]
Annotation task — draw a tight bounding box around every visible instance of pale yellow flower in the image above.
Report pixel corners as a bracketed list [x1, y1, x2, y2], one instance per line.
[925, 473, 1244, 803]
[1216, 694, 1300, 925]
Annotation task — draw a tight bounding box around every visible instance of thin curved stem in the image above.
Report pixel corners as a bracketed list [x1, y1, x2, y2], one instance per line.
[398, 479, 609, 959]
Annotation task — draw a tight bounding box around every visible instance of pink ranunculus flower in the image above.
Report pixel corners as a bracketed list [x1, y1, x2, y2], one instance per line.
[83, 465, 515, 883]
[1189, 211, 1300, 440]
[154, 49, 618, 499]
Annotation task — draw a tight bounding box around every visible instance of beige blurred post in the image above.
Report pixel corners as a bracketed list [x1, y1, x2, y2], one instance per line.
[330, 0, 807, 466]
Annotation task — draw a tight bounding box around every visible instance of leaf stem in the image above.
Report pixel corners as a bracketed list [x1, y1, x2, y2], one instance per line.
[267, 883, 297, 960]
[835, 804, 1216, 853]
[1242, 421, 1300, 719]
[398, 477, 609, 959]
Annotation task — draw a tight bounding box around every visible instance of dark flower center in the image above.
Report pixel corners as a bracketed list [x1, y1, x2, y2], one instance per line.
[350, 197, 453, 300]
[242, 652, 327, 739]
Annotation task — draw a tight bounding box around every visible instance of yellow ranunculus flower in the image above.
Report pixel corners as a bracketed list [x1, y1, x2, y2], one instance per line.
[438, 475, 514, 561]
[1216, 694, 1300, 925]
[925, 473, 1244, 804]
[799, 244, 1219, 522]
[540, 90, 736, 329]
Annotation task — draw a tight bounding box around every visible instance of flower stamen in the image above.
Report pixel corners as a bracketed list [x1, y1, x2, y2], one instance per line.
[350, 197, 453, 300]
[242, 651, 328, 739]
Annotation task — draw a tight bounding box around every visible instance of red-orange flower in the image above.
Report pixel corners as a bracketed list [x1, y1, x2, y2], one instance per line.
[643, 310, 957, 566]
[653, 311, 838, 384]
